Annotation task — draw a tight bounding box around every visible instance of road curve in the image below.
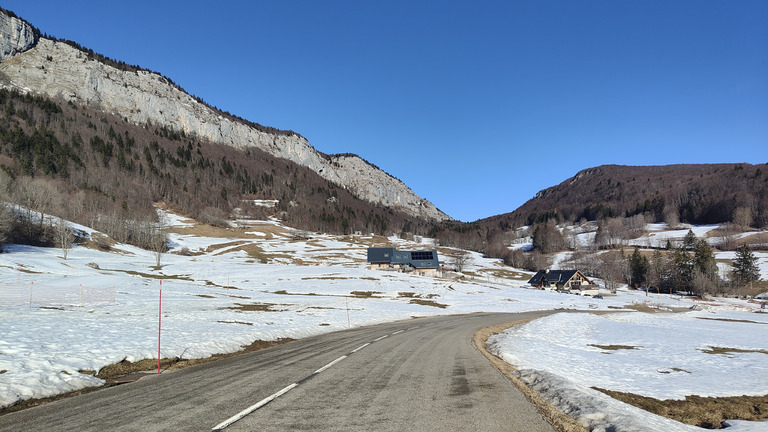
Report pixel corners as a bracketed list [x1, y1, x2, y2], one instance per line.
[0, 312, 556, 432]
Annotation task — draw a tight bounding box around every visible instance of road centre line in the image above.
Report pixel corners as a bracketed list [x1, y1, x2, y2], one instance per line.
[314, 355, 347, 374]
[211, 328, 407, 431]
[212, 383, 298, 431]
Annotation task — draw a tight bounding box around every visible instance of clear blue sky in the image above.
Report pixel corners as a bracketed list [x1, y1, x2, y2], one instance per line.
[4, 1, 767, 222]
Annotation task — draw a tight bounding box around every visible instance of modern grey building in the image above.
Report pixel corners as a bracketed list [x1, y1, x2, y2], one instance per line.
[367, 247, 440, 274]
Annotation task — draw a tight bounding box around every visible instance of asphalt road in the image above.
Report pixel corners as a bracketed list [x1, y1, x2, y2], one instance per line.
[0, 312, 556, 431]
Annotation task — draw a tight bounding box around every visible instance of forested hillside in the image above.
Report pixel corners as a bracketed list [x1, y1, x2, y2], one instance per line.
[487, 164, 768, 229]
[427, 163, 768, 263]
[0, 88, 435, 249]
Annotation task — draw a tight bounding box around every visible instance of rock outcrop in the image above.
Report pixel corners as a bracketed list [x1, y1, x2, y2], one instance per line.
[0, 11, 36, 61]
[0, 10, 450, 221]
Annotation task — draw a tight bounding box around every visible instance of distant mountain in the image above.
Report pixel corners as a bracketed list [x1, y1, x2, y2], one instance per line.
[480, 163, 768, 229]
[0, 8, 450, 223]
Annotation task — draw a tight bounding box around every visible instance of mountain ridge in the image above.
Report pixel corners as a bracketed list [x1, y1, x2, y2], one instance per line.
[0, 8, 450, 222]
[480, 163, 768, 229]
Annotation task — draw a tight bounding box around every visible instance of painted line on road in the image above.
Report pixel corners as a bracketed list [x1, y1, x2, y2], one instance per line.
[211, 328, 407, 431]
[212, 383, 298, 431]
[314, 355, 347, 374]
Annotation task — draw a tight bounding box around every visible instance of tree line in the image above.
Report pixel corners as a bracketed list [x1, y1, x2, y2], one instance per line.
[0, 88, 433, 255]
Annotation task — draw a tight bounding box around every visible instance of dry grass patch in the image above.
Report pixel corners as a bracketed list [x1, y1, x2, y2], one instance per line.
[349, 291, 384, 298]
[220, 243, 271, 262]
[273, 290, 320, 296]
[81, 232, 119, 252]
[205, 240, 249, 254]
[398, 292, 439, 299]
[225, 302, 288, 312]
[699, 346, 768, 355]
[217, 320, 253, 326]
[622, 303, 669, 313]
[589, 344, 641, 351]
[168, 222, 289, 240]
[485, 267, 530, 281]
[696, 317, 768, 325]
[593, 388, 768, 429]
[111, 269, 193, 282]
[658, 368, 691, 374]
[302, 275, 347, 280]
[409, 299, 448, 308]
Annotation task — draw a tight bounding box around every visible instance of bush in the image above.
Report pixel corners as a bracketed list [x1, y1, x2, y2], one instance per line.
[197, 207, 228, 227]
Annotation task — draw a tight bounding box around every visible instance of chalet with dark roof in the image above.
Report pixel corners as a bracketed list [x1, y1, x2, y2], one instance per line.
[528, 269, 598, 294]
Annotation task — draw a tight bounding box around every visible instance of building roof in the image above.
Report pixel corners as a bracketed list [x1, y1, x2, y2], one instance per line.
[367, 247, 439, 269]
[367, 247, 396, 263]
[527, 269, 585, 285]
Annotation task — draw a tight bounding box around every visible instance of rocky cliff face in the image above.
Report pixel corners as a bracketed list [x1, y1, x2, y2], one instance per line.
[0, 11, 450, 222]
[0, 12, 36, 61]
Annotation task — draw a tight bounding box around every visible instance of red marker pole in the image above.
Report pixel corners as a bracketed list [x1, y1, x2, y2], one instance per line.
[158, 280, 162, 374]
[346, 296, 350, 328]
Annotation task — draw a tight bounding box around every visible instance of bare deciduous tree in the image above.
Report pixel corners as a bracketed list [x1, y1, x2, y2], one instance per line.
[597, 251, 624, 293]
[56, 218, 74, 259]
[14, 177, 61, 228]
[664, 206, 680, 229]
[532, 221, 567, 254]
[451, 250, 471, 273]
[732, 207, 753, 230]
[149, 215, 169, 268]
[0, 204, 12, 250]
[594, 218, 628, 249]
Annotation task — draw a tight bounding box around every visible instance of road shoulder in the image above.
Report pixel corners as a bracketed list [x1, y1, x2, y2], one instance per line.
[473, 317, 588, 432]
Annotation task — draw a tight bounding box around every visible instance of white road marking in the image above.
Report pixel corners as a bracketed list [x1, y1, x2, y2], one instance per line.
[212, 383, 298, 431]
[314, 355, 347, 374]
[211, 328, 407, 430]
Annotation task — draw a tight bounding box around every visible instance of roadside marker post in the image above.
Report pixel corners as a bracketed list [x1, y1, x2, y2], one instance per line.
[158, 280, 162, 374]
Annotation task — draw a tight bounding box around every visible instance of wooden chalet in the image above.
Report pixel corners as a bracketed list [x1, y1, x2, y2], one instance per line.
[528, 269, 599, 295]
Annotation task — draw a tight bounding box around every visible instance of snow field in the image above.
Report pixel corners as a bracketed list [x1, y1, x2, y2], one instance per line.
[1, 214, 767, 431]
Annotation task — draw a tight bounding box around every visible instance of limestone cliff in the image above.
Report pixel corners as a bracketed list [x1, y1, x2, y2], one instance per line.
[0, 10, 450, 221]
[0, 11, 36, 61]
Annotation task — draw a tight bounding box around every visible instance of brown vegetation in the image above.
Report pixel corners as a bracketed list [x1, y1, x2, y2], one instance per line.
[593, 388, 768, 429]
[484, 164, 768, 229]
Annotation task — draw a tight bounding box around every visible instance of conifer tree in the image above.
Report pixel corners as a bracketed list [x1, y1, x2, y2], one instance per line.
[732, 245, 760, 285]
[629, 247, 648, 287]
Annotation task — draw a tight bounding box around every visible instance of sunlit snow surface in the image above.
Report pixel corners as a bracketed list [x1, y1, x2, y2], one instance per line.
[1, 214, 767, 431]
[488, 312, 768, 431]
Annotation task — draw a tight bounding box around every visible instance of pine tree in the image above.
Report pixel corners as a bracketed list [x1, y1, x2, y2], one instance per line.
[629, 247, 648, 287]
[732, 245, 760, 285]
